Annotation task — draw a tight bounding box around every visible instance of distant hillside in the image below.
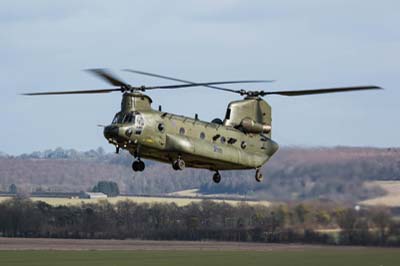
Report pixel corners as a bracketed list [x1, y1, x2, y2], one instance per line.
[201, 147, 399, 202]
[0, 147, 398, 202]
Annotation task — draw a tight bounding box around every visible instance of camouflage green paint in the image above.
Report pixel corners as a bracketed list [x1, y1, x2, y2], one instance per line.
[103, 93, 279, 171]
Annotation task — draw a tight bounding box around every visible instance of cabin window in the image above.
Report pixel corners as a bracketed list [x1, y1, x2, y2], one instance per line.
[212, 134, 220, 141]
[228, 138, 237, 144]
[241, 141, 247, 149]
[158, 123, 165, 132]
[220, 136, 226, 144]
[225, 108, 231, 120]
[179, 127, 186, 135]
[200, 132, 206, 140]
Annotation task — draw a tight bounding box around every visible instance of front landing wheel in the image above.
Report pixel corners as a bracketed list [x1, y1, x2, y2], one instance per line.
[132, 160, 145, 172]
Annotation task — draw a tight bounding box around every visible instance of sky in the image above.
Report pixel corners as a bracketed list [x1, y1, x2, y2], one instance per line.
[0, 0, 399, 155]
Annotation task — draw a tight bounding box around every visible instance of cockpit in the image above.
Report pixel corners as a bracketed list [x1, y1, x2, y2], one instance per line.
[112, 112, 136, 124]
[111, 111, 145, 131]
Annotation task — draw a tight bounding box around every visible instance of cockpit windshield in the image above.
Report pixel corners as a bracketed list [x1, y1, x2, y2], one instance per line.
[112, 112, 136, 124]
[112, 113, 121, 124]
[123, 113, 135, 124]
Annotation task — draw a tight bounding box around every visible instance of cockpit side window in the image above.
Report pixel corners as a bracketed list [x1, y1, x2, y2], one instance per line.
[112, 113, 121, 124]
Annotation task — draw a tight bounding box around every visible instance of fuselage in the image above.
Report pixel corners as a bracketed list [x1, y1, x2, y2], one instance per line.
[103, 93, 279, 171]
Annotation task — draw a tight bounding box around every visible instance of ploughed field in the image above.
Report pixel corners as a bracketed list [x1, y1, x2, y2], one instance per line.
[0, 238, 399, 266]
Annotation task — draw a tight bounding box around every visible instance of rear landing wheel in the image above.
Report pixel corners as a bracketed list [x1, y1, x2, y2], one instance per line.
[255, 169, 263, 182]
[213, 172, 221, 183]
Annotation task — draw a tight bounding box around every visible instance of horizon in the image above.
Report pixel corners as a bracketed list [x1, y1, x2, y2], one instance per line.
[1, 144, 398, 157]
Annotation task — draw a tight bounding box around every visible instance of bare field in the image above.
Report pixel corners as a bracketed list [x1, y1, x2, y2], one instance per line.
[360, 181, 400, 207]
[0, 196, 271, 207]
[168, 189, 248, 199]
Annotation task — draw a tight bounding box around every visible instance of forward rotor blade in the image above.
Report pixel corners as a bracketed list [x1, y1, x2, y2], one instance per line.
[263, 86, 382, 96]
[22, 88, 121, 96]
[147, 80, 272, 90]
[123, 69, 199, 84]
[123, 69, 273, 94]
[86, 68, 129, 87]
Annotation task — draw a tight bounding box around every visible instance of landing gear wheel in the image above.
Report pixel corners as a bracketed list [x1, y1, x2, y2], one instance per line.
[132, 161, 140, 172]
[138, 160, 145, 172]
[255, 169, 263, 182]
[172, 158, 185, 171]
[213, 172, 221, 183]
[132, 160, 145, 172]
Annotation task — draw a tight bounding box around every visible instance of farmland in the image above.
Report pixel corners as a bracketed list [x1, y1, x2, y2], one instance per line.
[0, 239, 399, 266]
[1, 250, 399, 266]
[360, 181, 400, 207]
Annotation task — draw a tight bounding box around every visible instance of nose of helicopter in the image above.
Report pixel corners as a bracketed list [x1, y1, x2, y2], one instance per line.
[103, 125, 120, 141]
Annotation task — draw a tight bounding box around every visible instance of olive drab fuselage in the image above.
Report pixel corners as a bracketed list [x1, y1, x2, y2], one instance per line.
[103, 92, 279, 171]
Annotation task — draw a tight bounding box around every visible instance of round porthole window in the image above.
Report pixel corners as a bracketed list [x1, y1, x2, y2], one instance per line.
[125, 128, 133, 137]
[158, 123, 165, 132]
[241, 141, 247, 149]
[179, 127, 186, 135]
[200, 132, 205, 140]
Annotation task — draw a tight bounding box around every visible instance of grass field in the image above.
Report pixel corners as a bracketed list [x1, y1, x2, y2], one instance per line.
[0, 249, 399, 266]
[0, 196, 271, 207]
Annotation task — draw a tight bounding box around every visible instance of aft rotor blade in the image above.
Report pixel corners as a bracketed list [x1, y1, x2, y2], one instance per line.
[86, 68, 130, 87]
[263, 86, 382, 96]
[22, 88, 121, 96]
[123, 69, 273, 94]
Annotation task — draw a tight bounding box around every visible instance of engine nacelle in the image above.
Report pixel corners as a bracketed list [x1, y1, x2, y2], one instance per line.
[240, 118, 271, 134]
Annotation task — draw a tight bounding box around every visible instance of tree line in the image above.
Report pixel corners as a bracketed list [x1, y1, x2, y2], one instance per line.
[92, 181, 120, 197]
[0, 197, 399, 246]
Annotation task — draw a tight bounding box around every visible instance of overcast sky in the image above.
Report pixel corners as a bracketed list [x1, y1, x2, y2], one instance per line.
[0, 0, 398, 154]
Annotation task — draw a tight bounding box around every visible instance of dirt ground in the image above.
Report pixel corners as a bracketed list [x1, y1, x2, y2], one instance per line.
[0, 238, 373, 251]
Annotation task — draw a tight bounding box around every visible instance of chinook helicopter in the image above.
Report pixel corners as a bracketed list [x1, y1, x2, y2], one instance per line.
[23, 69, 381, 183]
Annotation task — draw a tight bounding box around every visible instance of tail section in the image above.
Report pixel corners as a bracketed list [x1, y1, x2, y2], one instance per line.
[223, 97, 272, 137]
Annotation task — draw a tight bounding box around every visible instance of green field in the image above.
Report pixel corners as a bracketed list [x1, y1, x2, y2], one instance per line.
[0, 250, 399, 266]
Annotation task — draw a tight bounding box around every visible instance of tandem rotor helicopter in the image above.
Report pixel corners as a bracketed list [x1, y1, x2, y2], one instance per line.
[23, 69, 381, 183]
